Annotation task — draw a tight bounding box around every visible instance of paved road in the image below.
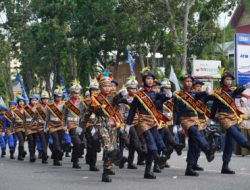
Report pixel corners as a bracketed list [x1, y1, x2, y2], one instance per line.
[0, 149, 250, 190]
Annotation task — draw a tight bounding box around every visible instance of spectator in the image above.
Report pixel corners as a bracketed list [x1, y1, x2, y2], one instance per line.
[234, 97, 250, 156]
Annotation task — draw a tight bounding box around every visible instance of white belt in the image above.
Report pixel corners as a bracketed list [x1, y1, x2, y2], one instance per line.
[50, 118, 60, 122]
[26, 118, 32, 122]
[67, 117, 78, 122]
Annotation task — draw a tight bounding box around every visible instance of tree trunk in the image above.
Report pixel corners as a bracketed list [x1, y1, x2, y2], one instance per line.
[181, 0, 194, 71]
[113, 50, 121, 80]
[138, 45, 145, 68]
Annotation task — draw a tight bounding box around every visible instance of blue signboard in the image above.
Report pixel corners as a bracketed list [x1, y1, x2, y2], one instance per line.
[235, 33, 250, 85]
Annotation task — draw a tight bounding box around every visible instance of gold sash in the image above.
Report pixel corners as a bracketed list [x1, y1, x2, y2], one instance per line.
[37, 106, 47, 121]
[13, 109, 24, 121]
[47, 103, 64, 122]
[163, 101, 173, 113]
[24, 105, 35, 118]
[196, 100, 211, 120]
[214, 89, 244, 123]
[135, 90, 170, 128]
[65, 100, 80, 117]
[4, 111, 13, 122]
[91, 94, 123, 128]
[174, 91, 198, 114]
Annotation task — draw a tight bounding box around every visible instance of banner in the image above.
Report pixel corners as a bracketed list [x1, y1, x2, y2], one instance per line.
[235, 33, 250, 85]
[169, 65, 180, 91]
[192, 60, 221, 79]
[15, 73, 29, 104]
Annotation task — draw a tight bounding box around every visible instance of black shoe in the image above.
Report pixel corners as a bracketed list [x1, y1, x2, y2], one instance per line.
[72, 162, 81, 169]
[89, 165, 100, 171]
[159, 156, 167, 169]
[127, 164, 137, 169]
[30, 154, 36, 163]
[165, 162, 170, 168]
[153, 165, 162, 173]
[137, 161, 145, 165]
[18, 154, 24, 161]
[175, 144, 184, 156]
[221, 163, 235, 174]
[162, 148, 173, 160]
[65, 152, 70, 157]
[106, 169, 115, 175]
[185, 168, 199, 176]
[206, 151, 215, 162]
[38, 151, 43, 159]
[144, 172, 156, 179]
[42, 155, 48, 164]
[102, 172, 112, 182]
[119, 157, 128, 169]
[10, 150, 15, 159]
[22, 151, 27, 158]
[1, 150, 6, 158]
[53, 160, 62, 166]
[193, 164, 204, 171]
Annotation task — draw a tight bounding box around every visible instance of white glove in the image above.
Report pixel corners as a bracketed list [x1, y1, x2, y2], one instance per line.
[1, 132, 5, 136]
[76, 126, 82, 134]
[244, 82, 250, 89]
[91, 127, 96, 136]
[119, 88, 128, 97]
[125, 124, 131, 135]
[173, 125, 178, 134]
[208, 119, 215, 125]
[165, 91, 172, 98]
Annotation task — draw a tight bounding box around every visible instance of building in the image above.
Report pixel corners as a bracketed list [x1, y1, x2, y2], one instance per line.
[230, 2, 250, 33]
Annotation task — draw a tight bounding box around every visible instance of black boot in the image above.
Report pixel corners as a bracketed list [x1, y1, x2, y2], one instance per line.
[30, 152, 36, 163]
[18, 147, 24, 161]
[159, 155, 167, 169]
[65, 152, 70, 157]
[165, 161, 170, 168]
[72, 161, 81, 169]
[119, 157, 128, 169]
[174, 143, 184, 156]
[38, 151, 43, 159]
[221, 163, 235, 174]
[1, 149, 6, 158]
[193, 164, 204, 171]
[205, 148, 215, 162]
[89, 165, 100, 171]
[10, 150, 15, 159]
[153, 164, 161, 173]
[22, 150, 27, 158]
[128, 164, 137, 169]
[144, 164, 156, 179]
[102, 169, 112, 182]
[144, 162, 156, 179]
[42, 154, 48, 164]
[185, 165, 199, 176]
[53, 159, 62, 166]
[162, 147, 173, 160]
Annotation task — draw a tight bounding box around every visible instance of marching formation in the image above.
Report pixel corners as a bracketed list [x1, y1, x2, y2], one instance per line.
[1, 67, 250, 183]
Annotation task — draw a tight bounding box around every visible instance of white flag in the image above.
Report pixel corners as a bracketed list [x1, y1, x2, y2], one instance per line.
[0, 96, 7, 107]
[169, 65, 180, 91]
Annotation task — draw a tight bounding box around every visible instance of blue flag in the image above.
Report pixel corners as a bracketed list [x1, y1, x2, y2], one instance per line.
[60, 76, 69, 100]
[127, 51, 136, 76]
[15, 73, 29, 104]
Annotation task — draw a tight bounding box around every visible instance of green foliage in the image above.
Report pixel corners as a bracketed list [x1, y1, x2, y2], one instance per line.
[0, 0, 241, 97]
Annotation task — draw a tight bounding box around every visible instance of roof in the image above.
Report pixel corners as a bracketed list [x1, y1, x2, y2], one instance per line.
[230, 3, 245, 28]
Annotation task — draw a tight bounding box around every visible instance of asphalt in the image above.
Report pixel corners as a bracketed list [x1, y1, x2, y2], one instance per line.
[0, 147, 250, 190]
